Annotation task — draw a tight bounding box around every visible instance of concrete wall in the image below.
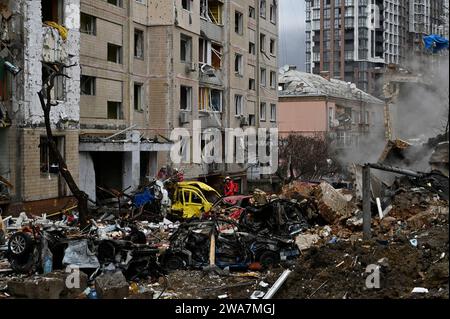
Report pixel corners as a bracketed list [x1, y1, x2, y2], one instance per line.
[21, 0, 81, 127]
[20, 129, 79, 201]
[278, 98, 330, 136]
[79, 152, 96, 202]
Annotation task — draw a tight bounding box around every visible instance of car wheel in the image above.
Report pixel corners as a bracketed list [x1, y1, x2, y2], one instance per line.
[9, 247, 39, 274]
[258, 251, 280, 268]
[163, 254, 187, 271]
[8, 232, 34, 258]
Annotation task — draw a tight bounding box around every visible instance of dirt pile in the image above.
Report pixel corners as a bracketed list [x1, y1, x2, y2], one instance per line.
[276, 220, 449, 299]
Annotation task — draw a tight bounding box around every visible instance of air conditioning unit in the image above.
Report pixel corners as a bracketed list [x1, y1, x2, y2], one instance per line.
[200, 63, 215, 76]
[179, 112, 189, 125]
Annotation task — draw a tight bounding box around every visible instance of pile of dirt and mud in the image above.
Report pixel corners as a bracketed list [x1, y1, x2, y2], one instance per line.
[276, 220, 449, 299]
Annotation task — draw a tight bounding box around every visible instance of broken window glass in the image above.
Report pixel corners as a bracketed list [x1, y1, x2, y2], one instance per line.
[208, 0, 223, 25]
[39, 136, 64, 174]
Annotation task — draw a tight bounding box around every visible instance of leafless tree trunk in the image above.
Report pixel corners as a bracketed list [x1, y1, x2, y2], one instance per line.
[37, 63, 89, 227]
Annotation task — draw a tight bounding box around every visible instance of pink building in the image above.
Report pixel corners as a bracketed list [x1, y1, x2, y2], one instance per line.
[278, 66, 385, 148]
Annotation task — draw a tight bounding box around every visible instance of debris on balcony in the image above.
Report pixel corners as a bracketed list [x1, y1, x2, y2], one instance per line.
[42, 23, 68, 63]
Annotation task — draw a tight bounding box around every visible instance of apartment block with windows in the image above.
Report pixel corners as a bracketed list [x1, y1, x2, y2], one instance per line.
[77, 0, 279, 196]
[304, 0, 447, 95]
[78, 0, 174, 202]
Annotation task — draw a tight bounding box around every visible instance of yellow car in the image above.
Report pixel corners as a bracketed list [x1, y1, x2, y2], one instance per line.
[170, 181, 221, 219]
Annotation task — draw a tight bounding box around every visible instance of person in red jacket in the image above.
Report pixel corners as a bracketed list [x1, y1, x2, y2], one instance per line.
[224, 176, 239, 196]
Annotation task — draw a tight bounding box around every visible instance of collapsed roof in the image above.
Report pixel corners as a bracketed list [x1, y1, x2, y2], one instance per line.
[278, 67, 384, 105]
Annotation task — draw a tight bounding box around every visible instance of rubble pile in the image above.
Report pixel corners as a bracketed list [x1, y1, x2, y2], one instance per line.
[0, 138, 448, 299]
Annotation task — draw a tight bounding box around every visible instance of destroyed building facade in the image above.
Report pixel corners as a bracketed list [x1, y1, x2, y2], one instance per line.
[304, 0, 448, 94]
[1, 0, 81, 211]
[78, 0, 279, 197]
[1, 0, 279, 211]
[278, 66, 385, 148]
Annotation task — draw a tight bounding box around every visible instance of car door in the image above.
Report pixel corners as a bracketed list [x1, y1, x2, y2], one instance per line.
[182, 189, 204, 219]
[171, 188, 187, 215]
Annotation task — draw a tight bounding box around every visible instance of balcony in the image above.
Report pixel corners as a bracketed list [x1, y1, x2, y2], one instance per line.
[199, 64, 224, 86]
[42, 24, 69, 63]
[200, 19, 224, 43]
[199, 111, 223, 128]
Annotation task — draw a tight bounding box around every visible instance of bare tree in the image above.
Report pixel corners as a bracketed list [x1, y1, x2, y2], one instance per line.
[277, 134, 341, 184]
[37, 62, 89, 227]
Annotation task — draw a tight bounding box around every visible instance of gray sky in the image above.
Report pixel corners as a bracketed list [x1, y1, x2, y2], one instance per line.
[278, 0, 306, 71]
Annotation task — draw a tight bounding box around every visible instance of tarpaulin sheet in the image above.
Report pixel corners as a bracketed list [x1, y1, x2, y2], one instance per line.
[423, 34, 449, 53]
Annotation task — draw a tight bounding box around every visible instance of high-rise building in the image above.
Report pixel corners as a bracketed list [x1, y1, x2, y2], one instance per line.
[305, 0, 447, 94]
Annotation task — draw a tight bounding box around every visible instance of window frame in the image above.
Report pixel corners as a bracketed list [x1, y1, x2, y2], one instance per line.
[235, 94, 243, 116]
[180, 85, 192, 111]
[134, 82, 143, 111]
[259, 102, 267, 121]
[134, 29, 144, 59]
[80, 75, 96, 96]
[80, 13, 96, 36]
[180, 34, 193, 63]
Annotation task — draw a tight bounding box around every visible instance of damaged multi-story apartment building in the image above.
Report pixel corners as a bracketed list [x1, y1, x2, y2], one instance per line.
[0, 0, 279, 213]
[1, 0, 82, 214]
[78, 0, 278, 196]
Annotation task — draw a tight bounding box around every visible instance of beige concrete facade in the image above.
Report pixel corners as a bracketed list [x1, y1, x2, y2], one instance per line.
[79, 0, 279, 189]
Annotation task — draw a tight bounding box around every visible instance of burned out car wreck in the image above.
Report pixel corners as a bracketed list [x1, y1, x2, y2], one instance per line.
[160, 219, 299, 271]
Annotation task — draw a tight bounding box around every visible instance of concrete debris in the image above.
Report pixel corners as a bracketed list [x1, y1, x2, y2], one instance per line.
[94, 271, 129, 299]
[295, 234, 321, 251]
[7, 275, 65, 299]
[313, 182, 354, 224]
[0, 135, 448, 299]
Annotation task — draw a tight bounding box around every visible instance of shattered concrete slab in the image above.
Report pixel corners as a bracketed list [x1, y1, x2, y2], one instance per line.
[314, 182, 354, 224]
[95, 271, 129, 299]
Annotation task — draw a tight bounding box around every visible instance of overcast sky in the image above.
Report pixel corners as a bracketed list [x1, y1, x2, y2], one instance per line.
[278, 0, 306, 71]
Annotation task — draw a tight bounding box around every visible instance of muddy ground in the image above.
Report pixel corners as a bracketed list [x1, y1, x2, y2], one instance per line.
[276, 217, 449, 299]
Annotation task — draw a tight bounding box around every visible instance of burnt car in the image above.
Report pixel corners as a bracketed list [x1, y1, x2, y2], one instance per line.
[160, 219, 299, 271]
[238, 198, 311, 237]
[7, 222, 163, 280]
